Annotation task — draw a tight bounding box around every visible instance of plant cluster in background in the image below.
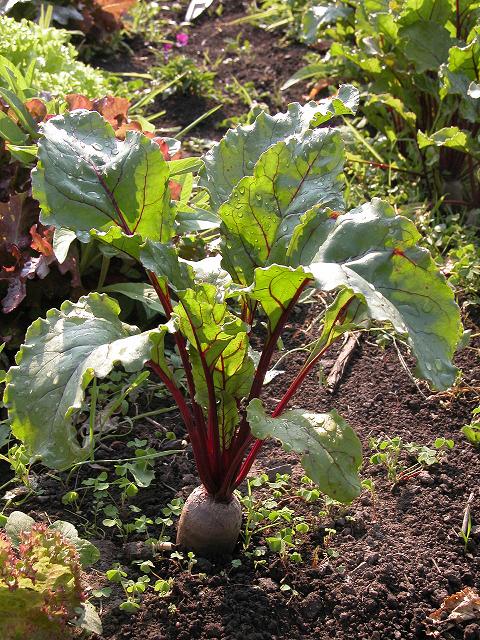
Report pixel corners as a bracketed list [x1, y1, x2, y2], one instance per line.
[1, 0, 137, 44]
[282, 0, 480, 209]
[0, 16, 116, 98]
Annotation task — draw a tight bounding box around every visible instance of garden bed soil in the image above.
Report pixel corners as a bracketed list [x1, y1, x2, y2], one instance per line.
[5, 302, 480, 640]
[96, 0, 309, 139]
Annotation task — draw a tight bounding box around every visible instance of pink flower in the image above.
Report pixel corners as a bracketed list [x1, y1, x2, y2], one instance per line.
[176, 33, 189, 47]
[163, 42, 173, 53]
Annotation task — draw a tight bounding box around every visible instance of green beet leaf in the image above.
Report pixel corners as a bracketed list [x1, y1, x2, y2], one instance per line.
[301, 5, 352, 45]
[32, 110, 174, 242]
[245, 265, 311, 335]
[174, 284, 253, 445]
[219, 126, 344, 285]
[200, 92, 357, 209]
[247, 398, 362, 503]
[309, 199, 462, 390]
[4, 293, 166, 469]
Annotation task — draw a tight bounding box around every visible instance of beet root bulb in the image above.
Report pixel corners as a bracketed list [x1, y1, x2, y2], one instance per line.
[176, 485, 242, 556]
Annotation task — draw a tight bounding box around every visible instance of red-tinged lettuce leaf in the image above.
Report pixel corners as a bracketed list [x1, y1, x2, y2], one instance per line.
[3, 293, 169, 469]
[0, 193, 49, 313]
[32, 110, 174, 244]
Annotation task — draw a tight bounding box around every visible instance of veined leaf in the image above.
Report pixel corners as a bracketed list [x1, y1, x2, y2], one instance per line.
[140, 239, 195, 293]
[174, 284, 252, 444]
[247, 398, 362, 503]
[4, 293, 165, 469]
[398, 0, 452, 26]
[399, 21, 452, 72]
[305, 288, 366, 366]
[200, 94, 356, 209]
[309, 199, 462, 390]
[219, 127, 344, 285]
[90, 228, 144, 261]
[246, 265, 310, 335]
[174, 284, 247, 370]
[32, 110, 174, 242]
[417, 127, 477, 155]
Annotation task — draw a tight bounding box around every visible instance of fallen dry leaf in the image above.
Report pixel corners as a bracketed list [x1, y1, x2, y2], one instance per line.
[429, 587, 480, 624]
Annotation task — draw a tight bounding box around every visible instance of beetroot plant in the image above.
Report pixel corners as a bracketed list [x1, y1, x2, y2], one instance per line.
[3, 87, 462, 555]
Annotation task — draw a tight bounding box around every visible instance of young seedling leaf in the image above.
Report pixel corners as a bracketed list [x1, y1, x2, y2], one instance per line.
[247, 398, 362, 503]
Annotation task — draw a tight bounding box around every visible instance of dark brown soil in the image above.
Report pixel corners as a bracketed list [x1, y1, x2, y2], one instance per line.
[4, 301, 480, 640]
[94, 0, 308, 139]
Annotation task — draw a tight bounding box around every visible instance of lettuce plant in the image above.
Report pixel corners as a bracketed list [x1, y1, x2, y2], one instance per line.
[0, 511, 100, 639]
[3, 87, 462, 554]
[0, 16, 115, 98]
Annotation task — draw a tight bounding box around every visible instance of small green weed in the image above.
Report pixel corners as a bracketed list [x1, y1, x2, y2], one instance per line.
[369, 436, 454, 484]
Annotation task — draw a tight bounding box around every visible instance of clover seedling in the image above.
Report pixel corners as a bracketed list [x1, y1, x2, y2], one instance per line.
[4, 88, 462, 556]
[462, 408, 480, 446]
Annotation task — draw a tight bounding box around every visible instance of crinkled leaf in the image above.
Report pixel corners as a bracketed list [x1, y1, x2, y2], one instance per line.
[174, 284, 251, 444]
[49, 520, 100, 567]
[4, 293, 164, 469]
[309, 84, 360, 127]
[174, 284, 247, 370]
[418, 127, 478, 155]
[5, 511, 35, 545]
[309, 199, 462, 390]
[247, 398, 362, 503]
[32, 110, 174, 242]
[200, 97, 354, 208]
[219, 127, 344, 285]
